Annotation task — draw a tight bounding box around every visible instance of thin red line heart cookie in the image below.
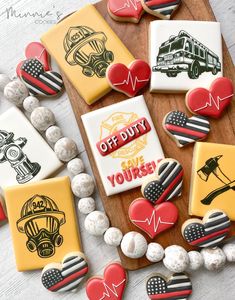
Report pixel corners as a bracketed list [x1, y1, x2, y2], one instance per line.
[141, 0, 182, 20]
[129, 198, 178, 238]
[186, 77, 234, 119]
[108, 0, 144, 23]
[86, 262, 127, 300]
[182, 209, 231, 248]
[107, 60, 151, 97]
[141, 158, 183, 205]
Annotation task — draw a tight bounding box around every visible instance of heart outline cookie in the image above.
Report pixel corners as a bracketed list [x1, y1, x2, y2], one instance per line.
[141, 0, 182, 20]
[186, 77, 234, 119]
[141, 158, 183, 205]
[182, 209, 231, 248]
[129, 198, 178, 238]
[41, 251, 89, 292]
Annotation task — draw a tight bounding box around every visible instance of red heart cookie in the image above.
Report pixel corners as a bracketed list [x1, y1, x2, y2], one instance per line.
[107, 60, 151, 97]
[129, 198, 178, 238]
[86, 263, 127, 300]
[186, 77, 234, 119]
[108, 0, 144, 23]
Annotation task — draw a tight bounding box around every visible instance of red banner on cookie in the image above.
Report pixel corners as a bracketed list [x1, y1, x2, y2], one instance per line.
[96, 117, 151, 156]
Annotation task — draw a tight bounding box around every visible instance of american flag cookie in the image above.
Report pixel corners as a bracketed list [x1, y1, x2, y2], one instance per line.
[141, 0, 181, 20]
[182, 209, 231, 248]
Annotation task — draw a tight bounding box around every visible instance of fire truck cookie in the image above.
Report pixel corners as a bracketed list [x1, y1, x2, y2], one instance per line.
[41, 4, 134, 105]
[4, 177, 82, 271]
[149, 21, 223, 92]
[0, 107, 62, 188]
[81, 95, 164, 196]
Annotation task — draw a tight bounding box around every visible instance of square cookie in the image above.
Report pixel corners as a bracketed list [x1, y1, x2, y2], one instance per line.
[5, 176, 81, 271]
[82, 96, 164, 196]
[189, 142, 235, 221]
[149, 21, 223, 93]
[0, 107, 63, 188]
[41, 4, 134, 105]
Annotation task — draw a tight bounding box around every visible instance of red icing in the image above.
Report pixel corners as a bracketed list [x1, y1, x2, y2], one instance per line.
[129, 198, 178, 238]
[86, 263, 127, 300]
[145, 0, 179, 6]
[149, 290, 192, 299]
[186, 77, 234, 118]
[165, 124, 207, 139]
[108, 0, 143, 21]
[107, 60, 151, 97]
[189, 228, 230, 246]
[0, 202, 6, 222]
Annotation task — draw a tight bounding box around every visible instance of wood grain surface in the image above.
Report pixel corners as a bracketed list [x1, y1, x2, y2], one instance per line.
[62, 0, 235, 271]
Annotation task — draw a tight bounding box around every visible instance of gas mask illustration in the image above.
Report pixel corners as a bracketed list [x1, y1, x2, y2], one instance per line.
[64, 26, 114, 78]
[0, 130, 41, 184]
[17, 195, 66, 258]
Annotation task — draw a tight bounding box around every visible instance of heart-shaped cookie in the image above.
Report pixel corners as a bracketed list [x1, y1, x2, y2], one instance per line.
[141, 0, 182, 20]
[86, 262, 127, 300]
[41, 252, 88, 292]
[19, 58, 63, 97]
[163, 111, 210, 147]
[107, 60, 151, 97]
[141, 158, 183, 205]
[129, 198, 178, 238]
[146, 272, 192, 300]
[108, 0, 144, 23]
[186, 77, 234, 119]
[182, 209, 231, 248]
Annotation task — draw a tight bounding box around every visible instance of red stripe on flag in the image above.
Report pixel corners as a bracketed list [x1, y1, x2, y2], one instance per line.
[165, 124, 206, 138]
[190, 228, 230, 246]
[150, 289, 192, 299]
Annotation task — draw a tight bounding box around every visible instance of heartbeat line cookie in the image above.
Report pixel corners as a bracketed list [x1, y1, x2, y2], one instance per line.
[41, 252, 89, 292]
[141, 158, 183, 205]
[182, 209, 231, 248]
[141, 0, 181, 20]
[146, 272, 192, 300]
[163, 111, 210, 147]
[129, 198, 178, 238]
[186, 77, 234, 119]
[108, 0, 144, 23]
[86, 262, 127, 300]
[107, 60, 151, 97]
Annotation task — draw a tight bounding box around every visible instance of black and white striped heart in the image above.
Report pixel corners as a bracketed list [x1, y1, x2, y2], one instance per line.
[182, 210, 231, 248]
[163, 111, 210, 147]
[19, 58, 63, 97]
[41, 252, 88, 292]
[141, 158, 183, 205]
[146, 272, 193, 300]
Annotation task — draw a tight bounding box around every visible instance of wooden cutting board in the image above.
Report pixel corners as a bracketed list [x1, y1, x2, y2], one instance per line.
[61, 0, 235, 270]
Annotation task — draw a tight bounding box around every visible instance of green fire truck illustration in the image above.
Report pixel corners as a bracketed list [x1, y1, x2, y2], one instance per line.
[152, 30, 221, 79]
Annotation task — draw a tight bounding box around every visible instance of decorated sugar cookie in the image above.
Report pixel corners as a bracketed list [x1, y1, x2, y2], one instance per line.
[182, 209, 231, 248]
[163, 111, 210, 147]
[0, 197, 7, 222]
[141, 158, 183, 204]
[86, 262, 127, 300]
[41, 252, 88, 292]
[107, 60, 151, 97]
[129, 198, 178, 238]
[108, 0, 144, 23]
[186, 77, 234, 118]
[146, 272, 193, 299]
[141, 0, 181, 20]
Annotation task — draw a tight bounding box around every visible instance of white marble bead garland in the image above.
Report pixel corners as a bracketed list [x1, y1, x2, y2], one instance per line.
[54, 137, 78, 162]
[4, 79, 28, 106]
[0, 74, 11, 91]
[146, 243, 165, 263]
[78, 197, 96, 215]
[67, 158, 85, 176]
[46, 126, 63, 144]
[163, 245, 189, 273]
[201, 247, 226, 271]
[23, 96, 40, 113]
[31, 107, 55, 131]
[84, 211, 109, 236]
[187, 251, 204, 271]
[222, 243, 235, 262]
[121, 231, 148, 259]
[104, 227, 123, 247]
[72, 173, 95, 198]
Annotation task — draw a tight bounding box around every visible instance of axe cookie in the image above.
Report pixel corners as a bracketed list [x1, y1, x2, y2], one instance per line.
[146, 272, 193, 299]
[182, 209, 231, 248]
[41, 252, 89, 292]
[141, 0, 182, 20]
[141, 158, 183, 205]
[163, 111, 210, 147]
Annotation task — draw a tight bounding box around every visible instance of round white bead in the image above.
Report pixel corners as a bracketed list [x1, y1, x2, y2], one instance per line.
[104, 227, 123, 247]
[23, 96, 40, 113]
[78, 197, 95, 214]
[84, 211, 109, 236]
[222, 244, 235, 262]
[31, 107, 55, 131]
[201, 247, 226, 271]
[71, 173, 95, 198]
[163, 245, 189, 273]
[121, 231, 147, 259]
[187, 251, 204, 271]
[54, 137, 78, 162]
[4, 79, 28, 106]
[146, 243, 165, 262]
[67, 158, 85, 176]
[0, 74, 11, 91]
[46, 126, 63, 144]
